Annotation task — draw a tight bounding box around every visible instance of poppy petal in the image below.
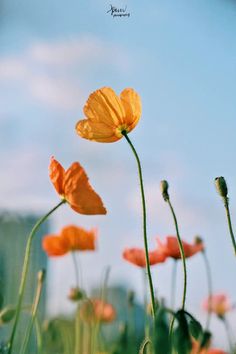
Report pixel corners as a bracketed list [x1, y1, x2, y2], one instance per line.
[42, 235, 69, 256]
[76, 120, 119, 142]
[49, 157, 65, 196]
[120, 88, 142, 131]
[61, 225, 96, 251]
[64, 162, 107, 215]
[83, 87, 125, 126]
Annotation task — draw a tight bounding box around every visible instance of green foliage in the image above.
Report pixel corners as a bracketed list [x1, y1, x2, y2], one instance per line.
[188, 318, 203, 340]
[199, 331, 212, 349]
[111, 323, 129, 354]
[152, 307, 171, 354]
[184, 311, 203, 341]
[173, 310, 192, 354]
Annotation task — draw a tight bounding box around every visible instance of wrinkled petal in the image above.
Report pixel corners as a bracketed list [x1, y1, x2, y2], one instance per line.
[76, 120, 119, 142]
[64, 162, 107, 215]
[156, 236, 204, 259]
[123, 247, 166, 267]
[83, 87, 125, 126]
[61, 225, 96, 251]
[49, 157, 65, 196]
[75, 87, 141, 143]
[120, 88, 142, 131]
[42, 235, 69, 257]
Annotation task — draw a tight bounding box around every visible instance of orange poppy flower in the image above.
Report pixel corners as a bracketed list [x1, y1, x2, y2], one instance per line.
[49, 157, 106, 215]
[80, 298, 116, 323]
[202, 293, 232, 317]
[42, 225, 96, 257]
[122, 247, 166, 267]
[156, 236, 204, 260]
[75, 87, 141, 143]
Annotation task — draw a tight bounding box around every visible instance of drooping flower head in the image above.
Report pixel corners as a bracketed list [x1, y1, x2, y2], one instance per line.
[202, 293, 232, 317]
[49, 157, 106, 215]
[156, 236, 204, 260]
[76, 87, 141, 143]
[42, 225, 97, 257]
[80, 299, 116, 323]
[122, 247, 166, 267]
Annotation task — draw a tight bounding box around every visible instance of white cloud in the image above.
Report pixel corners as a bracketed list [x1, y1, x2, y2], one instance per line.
[28, 75, 83, 110]
[28, 36, 130, 70]
[0, 35, 131, 110]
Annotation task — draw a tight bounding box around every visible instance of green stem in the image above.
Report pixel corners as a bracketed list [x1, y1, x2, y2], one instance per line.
[201, 251, 213, 330]
[167, 199, 187, 342]
[34, 316, 43, 354]
[223, 197, 236, 255]
[139, 338, 151, 354]
[222, 316, 234, 353]
[167, 200, 187, 310]
[8, 200, 65, 353]
[71, 252, 79, 288]
[92, 267, 111, 354]
[20, 270, 46, 354]
[74, 306, 81, 354]
[171, 260, 177, 310]
[122, 131, 156, 318]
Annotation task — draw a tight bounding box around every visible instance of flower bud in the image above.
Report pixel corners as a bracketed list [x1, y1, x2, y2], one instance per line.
[0, 307, 15, 325]
[68, 287, 85, 302]
[160, 180, 169, 201]
[37, 269, 46, 283]
[194, 235, 203, 245]
[215, 177, 228, 198]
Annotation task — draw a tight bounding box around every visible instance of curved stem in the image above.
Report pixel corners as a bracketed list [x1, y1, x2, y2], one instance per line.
[167, 200, 187, 310]
[8, 200, 65, 353]
[201, 251, 213, 330]
[167, 199, 187, 342]
[223, 197, 236, 255]
[20, 270, 46, 354]
[171, 260, 177, 310]
[71, 252, 79, 288]
[122, 132, 156, 318]
[222, 316, 234, 353]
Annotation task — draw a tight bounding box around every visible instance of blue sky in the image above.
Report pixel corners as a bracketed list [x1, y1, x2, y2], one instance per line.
[1, 0, 236, 348]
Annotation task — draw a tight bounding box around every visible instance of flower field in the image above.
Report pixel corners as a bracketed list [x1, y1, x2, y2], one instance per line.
[1, 87, 235, 354]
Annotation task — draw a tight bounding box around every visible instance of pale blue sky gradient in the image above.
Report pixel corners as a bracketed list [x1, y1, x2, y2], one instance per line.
[0, 0, 236, 348]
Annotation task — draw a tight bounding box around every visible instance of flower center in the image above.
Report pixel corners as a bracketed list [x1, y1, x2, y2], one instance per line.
[115, 124, 129, 138]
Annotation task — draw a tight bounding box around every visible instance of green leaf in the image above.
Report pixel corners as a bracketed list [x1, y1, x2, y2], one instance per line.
[173, 310, 192, 354]
[153, 307, 171, 354]
[200, 331, 212, 349]
[188, 318, 203, 340]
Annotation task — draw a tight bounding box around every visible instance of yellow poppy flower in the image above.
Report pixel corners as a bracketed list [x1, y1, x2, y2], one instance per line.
[75, 87, 141, 142]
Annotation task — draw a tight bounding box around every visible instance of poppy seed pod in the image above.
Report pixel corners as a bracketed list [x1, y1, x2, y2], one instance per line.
[160, 180, 169, 201]
[215, 177, 228, 198]
[194, 235, 203, 246]
[68, 287, 85, 302]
